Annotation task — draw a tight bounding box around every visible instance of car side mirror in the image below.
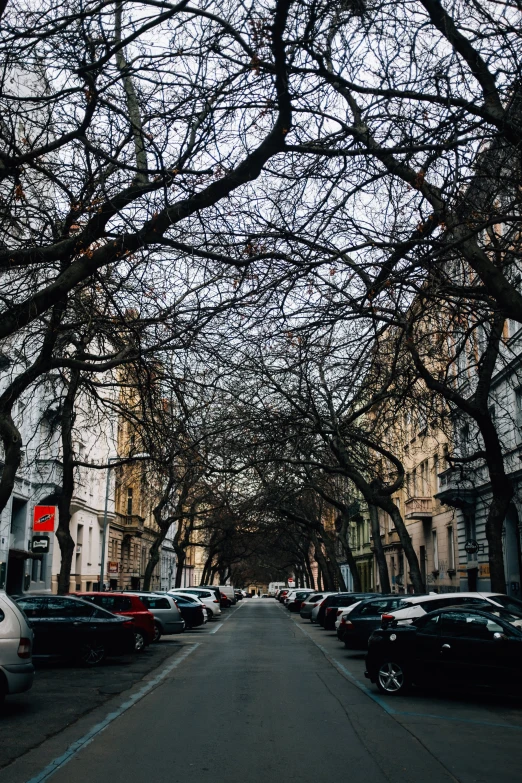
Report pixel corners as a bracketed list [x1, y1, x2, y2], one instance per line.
[493, 632, 508, 641]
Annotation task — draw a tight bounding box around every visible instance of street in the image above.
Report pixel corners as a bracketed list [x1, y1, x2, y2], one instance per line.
[2, 599, 522, 783]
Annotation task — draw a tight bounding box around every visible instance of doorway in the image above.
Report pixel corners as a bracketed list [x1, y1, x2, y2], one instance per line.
[503, 505, 522, 597]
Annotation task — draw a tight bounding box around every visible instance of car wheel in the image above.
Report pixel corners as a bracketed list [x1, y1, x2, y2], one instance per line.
[153, 623, 162, 643]
[376, 661, 409, 695]
[78, 638, 106, 667]
[134, 631, 146, 652]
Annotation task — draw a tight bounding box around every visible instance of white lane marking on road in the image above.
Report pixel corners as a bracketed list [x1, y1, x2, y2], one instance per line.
[209, 622, 224, 634]
[26, 643, 200, 783]
[291, 617, 522, 731]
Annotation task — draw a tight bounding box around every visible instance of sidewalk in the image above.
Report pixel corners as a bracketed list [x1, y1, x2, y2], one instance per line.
[0, 638, 184, 771]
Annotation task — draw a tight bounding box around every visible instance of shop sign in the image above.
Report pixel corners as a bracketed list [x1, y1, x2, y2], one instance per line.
[31, 535, 50, 554]
[33, 506, 56, 532]
[479, 563, 490, 578]
[108, 561, 119, 575]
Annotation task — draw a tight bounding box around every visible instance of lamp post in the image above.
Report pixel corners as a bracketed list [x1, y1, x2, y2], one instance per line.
[99, 453, 150, 590]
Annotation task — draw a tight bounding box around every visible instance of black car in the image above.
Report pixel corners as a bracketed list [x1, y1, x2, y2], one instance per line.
[339, 596, 409, 648]
[169, 594, 206, 628]
[320, 593, 379, 629]
[366, 604, 522, 696]
[16, 595, 135, 666]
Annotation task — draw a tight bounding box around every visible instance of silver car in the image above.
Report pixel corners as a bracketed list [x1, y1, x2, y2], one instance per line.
[125, 593, 185, 642]
[300, 592, 335, 620]
[0, 590, 34, 702]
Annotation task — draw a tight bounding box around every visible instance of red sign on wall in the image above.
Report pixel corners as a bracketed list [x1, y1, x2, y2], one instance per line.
[33, 506, 56, 532]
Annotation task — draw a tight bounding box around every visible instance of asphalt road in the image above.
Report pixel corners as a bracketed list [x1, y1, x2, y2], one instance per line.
[3, 599, 522, 783]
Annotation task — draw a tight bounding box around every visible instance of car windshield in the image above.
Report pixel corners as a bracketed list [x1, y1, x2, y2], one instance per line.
[479, 607, 522, 630]
[490, 594, 522, 613]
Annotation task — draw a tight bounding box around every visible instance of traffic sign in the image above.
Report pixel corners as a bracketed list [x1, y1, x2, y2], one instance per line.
[33, 505, 56, 532]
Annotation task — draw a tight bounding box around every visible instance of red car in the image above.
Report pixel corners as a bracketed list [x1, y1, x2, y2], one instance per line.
[220, 592, 232, 608]
[74, 593, 155, 651]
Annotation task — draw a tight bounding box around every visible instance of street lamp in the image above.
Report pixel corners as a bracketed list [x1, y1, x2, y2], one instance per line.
[99, 452, 150, 590]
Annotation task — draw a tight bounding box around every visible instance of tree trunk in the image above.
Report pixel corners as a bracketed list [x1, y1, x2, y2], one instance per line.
[143, 529, 166, 591]
[337, 513, 362, 592]
[311, 532, 335, 590]
[0, 412, 22, 518]
[174, 549, 186, 588]
[321, 530, 347, 591]
[368, 502, 391, 593]
[386, 501, 424, 593]
[305, 557, 315, 590]
[474, 415, 512, 592]
[57, 369, 80, 595]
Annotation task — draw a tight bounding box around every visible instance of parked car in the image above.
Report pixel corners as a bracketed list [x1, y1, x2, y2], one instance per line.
[277, 589, 291, 603]
[123, 592, 185, 641]
[380, 592, 522, 627]
[335, 601, 362, 633]
[0, 591, 34, 701]
[234, 590, 243, 601]
[300, 593, 335, 620]
[198, 585, 222, 603]
[219, 592, 232, 608]
[321, 594, 379, 630]
[286, 589, 315, 612]
[217, 585, 236, 605]
[175, 588, 221, 619]
[366, 604, 522, 696]
[168, 593, 206, 628]
[74, 592, 155, 651]
[16, 594, 134, 666]
[339, 596, 407, 648]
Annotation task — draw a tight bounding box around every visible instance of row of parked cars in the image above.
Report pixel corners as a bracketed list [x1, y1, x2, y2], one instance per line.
[0, 584, 242, 703]
[277, 586, 522, 698]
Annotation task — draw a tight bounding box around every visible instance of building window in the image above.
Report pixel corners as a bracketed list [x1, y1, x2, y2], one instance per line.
[460, 423, 470, 456]
[432, 530, 439, 571]
[433, 454, 440, 492]
[447, 526, 455, 570]
[515, 389, 522, 442]
[127, 487, 133, 516]
[420, 460, 429, 495]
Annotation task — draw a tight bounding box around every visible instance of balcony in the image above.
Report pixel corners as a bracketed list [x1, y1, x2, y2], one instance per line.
[120, 514, 145, 537]
[405, 496, 433, 520]
[435, 468, 477, 509]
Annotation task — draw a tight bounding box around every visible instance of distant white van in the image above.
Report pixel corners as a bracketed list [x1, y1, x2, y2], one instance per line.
[268, 582, 286, 596]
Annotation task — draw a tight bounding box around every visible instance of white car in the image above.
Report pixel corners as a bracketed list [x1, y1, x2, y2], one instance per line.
[177, 588, 222, 619]
[283, 589, 314, 606]
[169, 591, 209, 622]
[311, 597, 329, 623]
[335, 601, 362, 631]
[0, 591, 34, 702]
[383, 592, 522, 626]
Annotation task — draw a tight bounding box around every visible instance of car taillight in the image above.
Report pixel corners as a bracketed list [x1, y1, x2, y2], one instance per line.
[336, 609, 343, 616]
[213, 599, 219, 603]
[122, 620, 134, 628]
[326, 607, 336, 614]
[344, 621, 354, 629]
[381, 614, 395, 622]
[18, 637, 32, 659]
